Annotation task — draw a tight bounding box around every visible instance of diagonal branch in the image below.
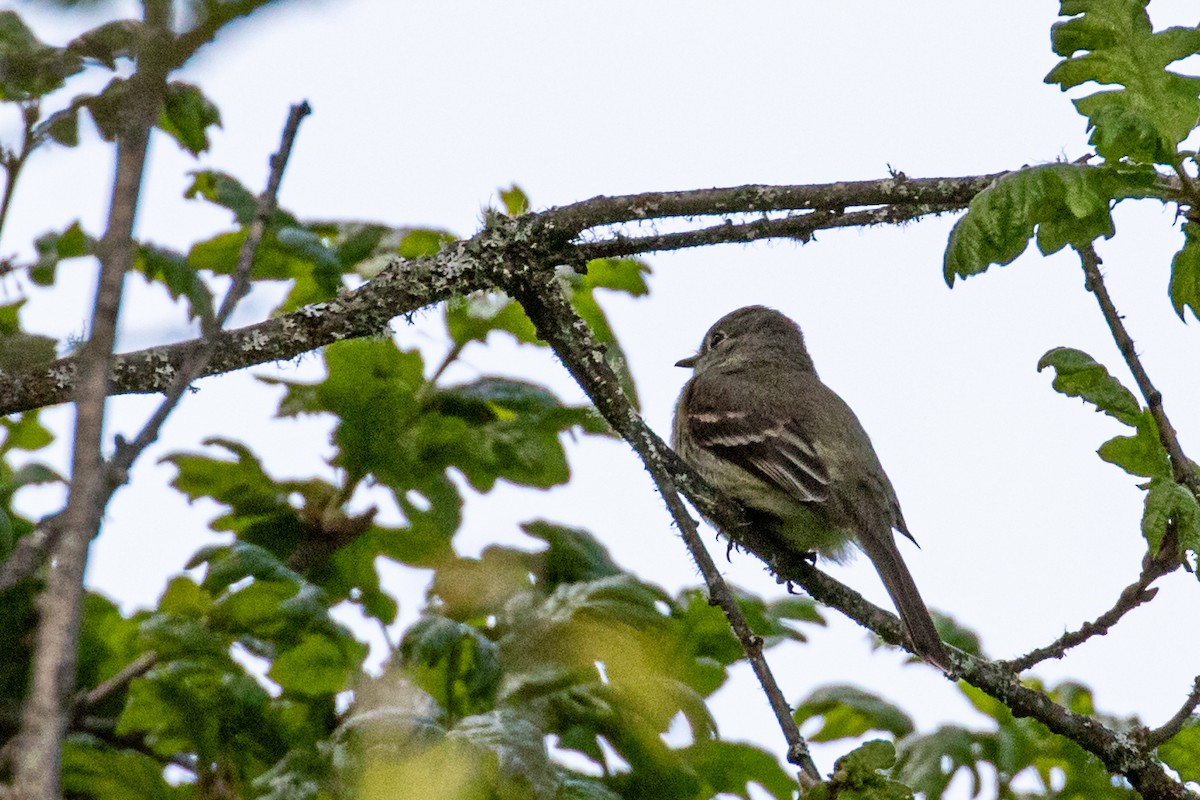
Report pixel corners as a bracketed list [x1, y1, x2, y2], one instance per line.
[1077, 244, 1200, 499]
[505, 260, 1187, 799]
[511, 275, 821, 785]
[1001, 542, 1177, 672]
[1148, 675, 1200, 748]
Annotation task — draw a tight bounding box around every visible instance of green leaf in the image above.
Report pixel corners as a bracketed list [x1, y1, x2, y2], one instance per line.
[1170, 220, 1200, 322]
[685, 740, 796, 800]
[0, 412, 53, 453]
[565, 258, 652, 409]
[498, 184, 530, 216]
[401, 616, 502, 718]
[1046, 1, 1200, 164]
[807, 740, 912, 800]
[522, 520, 623, 587]
[893, 725, 983, 800]
[62, 738, 182, 800]
[399, 228, 457, 259]
[270, 633, 365, 696]
[448, 710, 558, 799]
[135, 243, 215, 324]
[163, 438, 309, 556]
[943, 163, 1158, 284]
[794, 685, 914, 742]
[65, 18, 141, 69]
[1097, 413, 1171, 477]
[157, 81, 222, 155]
[445, 292, 541, 346]
[185, 170, 258, 224]
[31, 220, 94, 286]
[1142, 477, 1200, 553]
[1037, 346, 1142, 425]
[1159, 720, 1200, 783]
[0, 11, 83, 100]
[158, 575, 214, 617]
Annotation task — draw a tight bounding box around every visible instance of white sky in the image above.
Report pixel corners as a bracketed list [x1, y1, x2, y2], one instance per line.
[5, 0, 1200, 794]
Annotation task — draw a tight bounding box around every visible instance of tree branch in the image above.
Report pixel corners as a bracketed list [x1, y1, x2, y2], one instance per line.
[1148, 675, 1200, 748]
[505, 252, 1187, 798]
[1078, 244, 1200, 500]
[1000, 542, 1177, 673]
[0, 175, 999, 418]
[13, 2, 171, 794]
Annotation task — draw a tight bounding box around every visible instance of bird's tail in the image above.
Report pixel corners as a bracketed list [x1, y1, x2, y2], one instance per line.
[858, 530, 952, 672]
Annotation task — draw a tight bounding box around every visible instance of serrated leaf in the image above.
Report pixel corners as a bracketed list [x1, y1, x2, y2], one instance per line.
[944, 163, 1159, 284]
[893, 725, 983, 800]
[1037, 347, 1142, 425]
[1046, 1, 1200, 164]
[1170, 220, 1200, 322]
[794, 685, 915, 742]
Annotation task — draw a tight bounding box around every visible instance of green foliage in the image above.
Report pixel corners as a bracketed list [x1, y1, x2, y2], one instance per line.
[158, 81, 222, 156]
[942, 163, 1158, 284]
[806, 740, 911, 800]
[794, 685, 914, 742]
[1158, 719, 1200, 783]
[1045, 0, 1200, 165]
[0, 11, 83, 100]
[1169, 220, 1200, 321]
[1037, 347, 1200, 558]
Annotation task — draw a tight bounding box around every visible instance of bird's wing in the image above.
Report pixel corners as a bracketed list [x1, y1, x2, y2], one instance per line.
[685, 405, 831, 504]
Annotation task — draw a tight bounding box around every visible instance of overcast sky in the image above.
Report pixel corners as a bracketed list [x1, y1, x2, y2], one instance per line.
[6, 0, 1200, 793]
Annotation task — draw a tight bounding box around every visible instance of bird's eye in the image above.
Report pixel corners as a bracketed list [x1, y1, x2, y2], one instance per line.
[707, 330, 727, 350]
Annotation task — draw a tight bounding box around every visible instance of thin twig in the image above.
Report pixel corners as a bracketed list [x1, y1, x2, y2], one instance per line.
[574, 204, 955, 260]
[0, 103, 37, 250]
[1000, 549, 1175, 672]
[1077, 244, 1200, 499]
[107, 101, 311, 481]
[512, 277, 821, 783]
[1148, 675, 1200, 747]
[72, 652, 157, 711]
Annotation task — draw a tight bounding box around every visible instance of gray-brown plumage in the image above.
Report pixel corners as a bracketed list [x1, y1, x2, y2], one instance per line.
[673, 305, 950, 670]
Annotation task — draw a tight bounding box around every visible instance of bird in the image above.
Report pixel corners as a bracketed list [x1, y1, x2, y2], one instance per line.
[672, 305, 951, 670]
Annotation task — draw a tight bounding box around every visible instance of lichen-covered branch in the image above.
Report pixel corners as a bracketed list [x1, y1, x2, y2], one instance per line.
[0, 175, 998, 417]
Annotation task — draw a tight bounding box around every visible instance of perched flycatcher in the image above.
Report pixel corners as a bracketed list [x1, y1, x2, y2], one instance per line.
[673, 305, 950, 670]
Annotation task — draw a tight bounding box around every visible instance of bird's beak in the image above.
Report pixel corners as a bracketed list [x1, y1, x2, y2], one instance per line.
[675, 355, 697, 369]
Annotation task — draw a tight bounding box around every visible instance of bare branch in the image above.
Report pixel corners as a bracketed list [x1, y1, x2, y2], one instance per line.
[1001, 544, 1176, 672]
[1148, 675, 1200, 747]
